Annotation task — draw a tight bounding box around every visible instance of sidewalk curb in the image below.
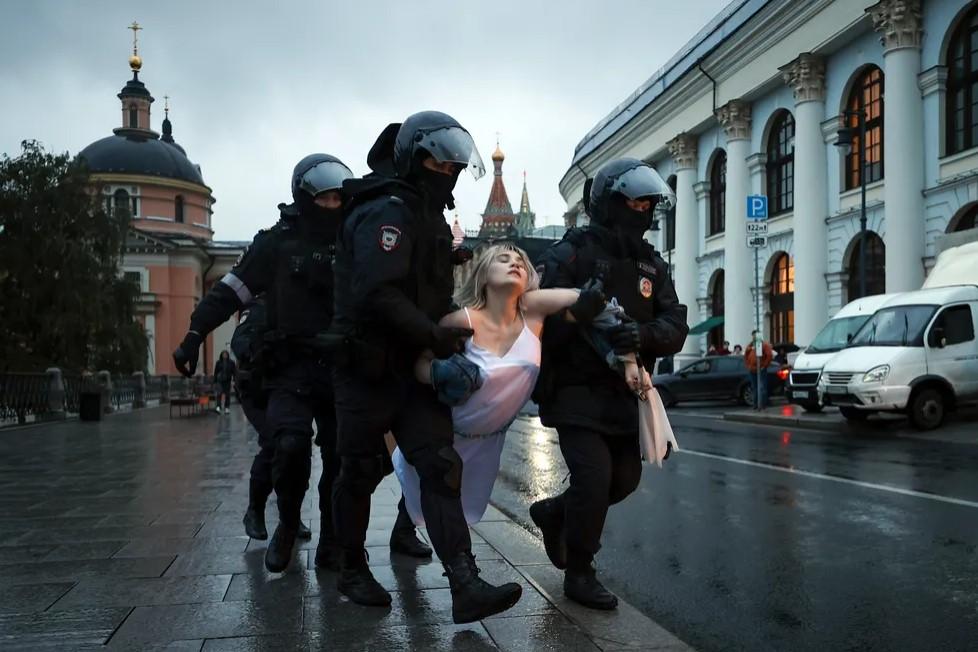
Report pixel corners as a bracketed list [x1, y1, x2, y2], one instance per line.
[722, 411, 841, 432]
[476, 508, 695, 651]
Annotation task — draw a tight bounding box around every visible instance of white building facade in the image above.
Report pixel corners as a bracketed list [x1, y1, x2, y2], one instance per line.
[559, 0, 978, 359]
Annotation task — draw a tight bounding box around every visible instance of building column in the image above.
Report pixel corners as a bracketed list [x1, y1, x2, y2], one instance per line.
[717, 99, 753, 348]
[667, 133, 701, 362]
[869, 0, 925, 291]
[781, 53, 828, 346]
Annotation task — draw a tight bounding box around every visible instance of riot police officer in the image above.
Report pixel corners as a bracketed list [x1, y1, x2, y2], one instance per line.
[173, 154, 352, 573]
[530, 158, 688, 610]
[330, 111, 522, 623]
[230, 297, 314, 542]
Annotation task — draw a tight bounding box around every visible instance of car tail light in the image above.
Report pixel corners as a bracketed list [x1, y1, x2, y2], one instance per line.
[777, 367, 790, 381]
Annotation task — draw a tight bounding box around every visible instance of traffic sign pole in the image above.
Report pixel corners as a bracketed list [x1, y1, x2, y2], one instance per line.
[746, 195, 767, 410]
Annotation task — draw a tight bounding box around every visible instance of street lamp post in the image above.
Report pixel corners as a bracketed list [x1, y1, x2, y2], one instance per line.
[834, 109, 868, 299]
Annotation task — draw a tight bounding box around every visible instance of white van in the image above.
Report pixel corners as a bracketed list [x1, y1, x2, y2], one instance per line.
[818, 285, 978, 429]
[787, 294, 895, 412]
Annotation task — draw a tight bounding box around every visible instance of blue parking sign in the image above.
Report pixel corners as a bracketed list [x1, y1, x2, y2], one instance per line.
[747, 195, 768, 220]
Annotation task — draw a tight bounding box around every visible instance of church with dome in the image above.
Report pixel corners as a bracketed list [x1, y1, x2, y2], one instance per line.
[79, 25, 245, 375]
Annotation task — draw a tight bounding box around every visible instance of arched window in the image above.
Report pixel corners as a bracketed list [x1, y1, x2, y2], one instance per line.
[128, 106, 138, 129]
[709, 151, 726, 235]
[847, 231, 886, 301]
[947, 5, 978, 155]
[845, 67, 884, 190]
[769, 253, 795, 345]
[175, 195, 185, 223]
[664, 175, 676, 252]
[766, 111, 795, 215]
[950, 204, 978, 232]
[112, 188, 132, 219]
[710, 270, 725, 350]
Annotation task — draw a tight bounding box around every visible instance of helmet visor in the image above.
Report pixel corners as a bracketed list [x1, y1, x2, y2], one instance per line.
[610, 165, 676, 210]
[298, 160, 354, 197]
[416, 126, 486, 180]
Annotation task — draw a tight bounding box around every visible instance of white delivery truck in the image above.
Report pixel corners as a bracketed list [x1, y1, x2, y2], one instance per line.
[786, 294, 895, 412]
[818, 284, 978, 429]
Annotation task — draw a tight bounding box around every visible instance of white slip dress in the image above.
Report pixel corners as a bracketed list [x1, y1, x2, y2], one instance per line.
[393, 308, 541, 526]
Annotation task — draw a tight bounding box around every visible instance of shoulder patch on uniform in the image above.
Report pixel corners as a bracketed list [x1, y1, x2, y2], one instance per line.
[379, 225, 402, 252]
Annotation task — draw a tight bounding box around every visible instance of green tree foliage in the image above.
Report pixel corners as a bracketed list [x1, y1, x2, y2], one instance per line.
[0, 140, 147, 373]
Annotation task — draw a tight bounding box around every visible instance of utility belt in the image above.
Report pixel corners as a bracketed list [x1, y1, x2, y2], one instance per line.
[262, 327, 391, 381]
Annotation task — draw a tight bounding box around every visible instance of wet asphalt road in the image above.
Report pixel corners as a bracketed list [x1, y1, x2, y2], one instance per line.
[491, 411, 978, 652]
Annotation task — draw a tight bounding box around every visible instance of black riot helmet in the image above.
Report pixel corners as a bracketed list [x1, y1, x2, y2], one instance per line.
[587, 158, 675, 229]
[291, 154, 354, 203]
[391, 111, 486, 181]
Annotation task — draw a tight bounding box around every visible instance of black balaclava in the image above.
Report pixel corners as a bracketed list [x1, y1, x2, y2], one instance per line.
[411, 151, 460, 211]
[606, 194, 656, 247]
[295, 192, 342, 241]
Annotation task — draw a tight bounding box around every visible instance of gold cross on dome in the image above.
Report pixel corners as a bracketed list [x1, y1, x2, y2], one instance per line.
[129, 21, 142, 55]
[164, 95, 170, 117]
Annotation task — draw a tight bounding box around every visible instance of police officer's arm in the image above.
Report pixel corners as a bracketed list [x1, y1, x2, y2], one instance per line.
[350, 205, 440, 348]
[173, 232, 274, 376]
[639, 261, 689, 358]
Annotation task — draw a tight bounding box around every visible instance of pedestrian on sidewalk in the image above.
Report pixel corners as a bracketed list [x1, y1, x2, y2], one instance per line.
[745, 330, 773, 410]
[530, 158, 688, 610]
[717, 340, 731, 355]
[213, 350, 236, 414]
[393, 243, 605, 528]
[329, 112, 522, 623]
[733, 343, 743, 355]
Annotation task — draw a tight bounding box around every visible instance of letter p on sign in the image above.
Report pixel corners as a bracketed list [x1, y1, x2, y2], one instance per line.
[747, 195, 768, 220]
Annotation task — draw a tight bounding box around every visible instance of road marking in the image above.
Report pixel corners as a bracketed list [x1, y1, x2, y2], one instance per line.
[680, 448, 978, 509]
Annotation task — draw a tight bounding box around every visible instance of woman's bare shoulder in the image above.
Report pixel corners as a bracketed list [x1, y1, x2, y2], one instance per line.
[439, 308, 472, 328]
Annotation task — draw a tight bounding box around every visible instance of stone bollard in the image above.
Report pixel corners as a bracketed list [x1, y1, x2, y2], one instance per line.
[97, 370, 113, 413]
[132, 371, 146, 408]
[160, 375, 170, 404]
[45, 367, 66, 420]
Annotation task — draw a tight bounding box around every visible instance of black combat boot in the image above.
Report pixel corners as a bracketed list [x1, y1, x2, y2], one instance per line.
[443, 551, 522, 624]
[337, 549, 391, 606]
[390, 528, 433, 558]
[297, 520, 312, 540]
[242, 507, 268, 540]
[264, 524, 298, 573]
[563, 565, 618, 610]
[529, 498, 566, 569]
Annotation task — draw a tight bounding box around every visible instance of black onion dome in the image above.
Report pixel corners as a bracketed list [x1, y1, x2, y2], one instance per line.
[79, 133, 204, 185]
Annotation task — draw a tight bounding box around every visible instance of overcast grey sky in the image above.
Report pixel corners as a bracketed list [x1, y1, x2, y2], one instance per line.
[0, 0, 731, 240]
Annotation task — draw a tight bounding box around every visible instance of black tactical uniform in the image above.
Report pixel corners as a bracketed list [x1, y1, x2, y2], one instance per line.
[330, 111, 522, 623]
[230, 298, 316, 542]
[173, 154, 353, 574]
[531, 158, 688, 610]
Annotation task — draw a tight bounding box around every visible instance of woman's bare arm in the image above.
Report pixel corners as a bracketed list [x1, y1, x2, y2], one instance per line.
[521, 288, 581, 320]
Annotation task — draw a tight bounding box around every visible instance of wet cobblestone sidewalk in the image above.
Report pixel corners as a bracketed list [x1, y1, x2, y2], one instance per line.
[0, 405, 690, 651]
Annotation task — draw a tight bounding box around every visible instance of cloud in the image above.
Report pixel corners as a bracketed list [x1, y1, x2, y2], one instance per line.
[0, 0, 732, 239]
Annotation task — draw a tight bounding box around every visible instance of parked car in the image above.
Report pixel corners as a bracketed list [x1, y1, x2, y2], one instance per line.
[787, 294, 896, 413]
[818, 284, 978, 430]
[654, 355, 787, 407]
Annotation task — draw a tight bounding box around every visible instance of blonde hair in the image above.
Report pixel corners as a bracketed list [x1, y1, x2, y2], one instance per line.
[454, 243, 540, 310]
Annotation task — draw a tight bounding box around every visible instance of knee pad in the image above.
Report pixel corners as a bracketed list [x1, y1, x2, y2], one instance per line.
[411, 445, 463, 498]
[278, 431, 311, 457]
[338, 455, 385, 497]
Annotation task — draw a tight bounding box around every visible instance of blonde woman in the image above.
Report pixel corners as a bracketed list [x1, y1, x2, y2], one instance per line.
[392, 243, 605, 526]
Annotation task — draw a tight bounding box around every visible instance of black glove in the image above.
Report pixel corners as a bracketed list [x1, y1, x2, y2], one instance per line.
[568, 278, 606, 324]
[172, 331, 203, 377]
[431, 354, 484, 406]
[429, 325, 475, 359]
[607, 321, 643, 355]
[451, 247, 474, 266]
